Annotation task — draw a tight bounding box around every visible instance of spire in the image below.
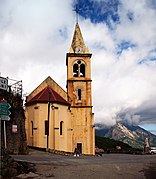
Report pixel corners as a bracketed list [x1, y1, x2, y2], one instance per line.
[73, 3, 79, 24]
[69, 23, 89, 54]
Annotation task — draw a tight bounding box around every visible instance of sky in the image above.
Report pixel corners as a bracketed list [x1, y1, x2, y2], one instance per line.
[0, 0, 156, 134]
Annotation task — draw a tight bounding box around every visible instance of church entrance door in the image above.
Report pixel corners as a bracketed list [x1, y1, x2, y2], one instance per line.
[77, 143, 82, 154]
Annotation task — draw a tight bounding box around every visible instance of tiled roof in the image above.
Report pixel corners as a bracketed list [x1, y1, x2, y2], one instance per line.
[26, 86, 69, 106]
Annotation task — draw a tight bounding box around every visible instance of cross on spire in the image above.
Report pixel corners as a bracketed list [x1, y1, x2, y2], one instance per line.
[73, 1, 80, 23]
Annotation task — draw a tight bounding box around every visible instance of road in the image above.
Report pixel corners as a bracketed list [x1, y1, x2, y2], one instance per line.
[12, 149, 156, 179]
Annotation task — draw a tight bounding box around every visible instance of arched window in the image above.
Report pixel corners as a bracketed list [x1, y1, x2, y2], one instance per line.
[73, 64, 78, 77]
[73, 60, 86, 77]
[60, 121, 63, 135]
[80, 64, 85, 77]
[78, 89, 81, 100]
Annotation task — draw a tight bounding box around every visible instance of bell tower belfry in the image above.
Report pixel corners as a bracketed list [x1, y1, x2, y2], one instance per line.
[66, 23, 95, 155]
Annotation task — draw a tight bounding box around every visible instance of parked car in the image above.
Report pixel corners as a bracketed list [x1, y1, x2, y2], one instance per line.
[149, 147, 156, 155]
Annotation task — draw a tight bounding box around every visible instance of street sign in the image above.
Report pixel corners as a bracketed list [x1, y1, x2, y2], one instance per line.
[0, 102, 11, 116]
[0, 100, 11, 150]
[0, 115, 10, 121]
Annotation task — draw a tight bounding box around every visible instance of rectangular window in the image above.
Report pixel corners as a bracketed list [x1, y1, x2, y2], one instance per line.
[31, 121, 33, 136]
[60, 121, 63, 135]
[45, 120, 49, 135]
[78, 89, 81, 100]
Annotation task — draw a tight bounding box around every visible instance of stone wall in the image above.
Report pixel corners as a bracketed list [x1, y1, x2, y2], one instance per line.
[0, 89, 27, 154]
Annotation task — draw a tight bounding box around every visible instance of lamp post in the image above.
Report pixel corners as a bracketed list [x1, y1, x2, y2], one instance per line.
[51, 105, 59, 150]
[46, 92, 51, 151]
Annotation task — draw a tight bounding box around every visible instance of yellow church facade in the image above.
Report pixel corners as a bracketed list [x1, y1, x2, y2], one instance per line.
[25, 23, 95, 155]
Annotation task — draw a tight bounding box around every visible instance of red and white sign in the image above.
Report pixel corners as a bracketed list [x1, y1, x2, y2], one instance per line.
[12, 125, 17, 133]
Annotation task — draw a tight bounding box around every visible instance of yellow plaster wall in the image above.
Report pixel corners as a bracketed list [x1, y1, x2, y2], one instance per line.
[49, 103, 72, 152]
[71, 107, 95, 155]
[25, 104, 48, 148]
[67, 81, 92, 106]
[25, 102, 73, 152]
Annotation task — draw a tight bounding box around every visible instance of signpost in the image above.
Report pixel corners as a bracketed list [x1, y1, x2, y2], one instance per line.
[0, 100, 11, 149]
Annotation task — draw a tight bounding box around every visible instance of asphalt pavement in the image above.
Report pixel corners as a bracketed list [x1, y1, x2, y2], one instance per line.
[11, 149, 156, 179]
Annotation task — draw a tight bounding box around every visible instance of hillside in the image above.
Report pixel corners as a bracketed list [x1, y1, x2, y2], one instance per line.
[96, 122, 156, 149]
[95, 136, 142, 154]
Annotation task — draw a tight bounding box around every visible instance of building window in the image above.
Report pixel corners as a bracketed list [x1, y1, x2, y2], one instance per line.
[45, 120, 49, 135]
[31, 121, 33, 136]
[78, 89, 81, 100]
[60, 121, 63, 135]
[73, 60, 86, 77]
[73, 64, 78, 77]
[80, 64, 85, 77]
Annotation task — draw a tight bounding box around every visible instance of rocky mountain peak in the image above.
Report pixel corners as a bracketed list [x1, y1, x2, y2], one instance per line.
[96, 122, 156, 149]
[107, 122, 137, 141]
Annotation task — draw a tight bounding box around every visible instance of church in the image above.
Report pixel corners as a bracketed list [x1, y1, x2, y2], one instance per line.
[25, 22, 95, 155]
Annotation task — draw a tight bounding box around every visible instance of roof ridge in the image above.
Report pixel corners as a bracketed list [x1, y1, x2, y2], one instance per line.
[37, 86, 48, 100]
[50, 87, 57, 101]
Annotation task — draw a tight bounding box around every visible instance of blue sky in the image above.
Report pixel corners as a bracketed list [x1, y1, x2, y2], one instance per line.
[0, 0, 156, 134]
[77, 0, 120, 24]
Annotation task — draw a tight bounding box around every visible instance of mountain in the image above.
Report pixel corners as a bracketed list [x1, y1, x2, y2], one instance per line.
[96, 122, 156, 149]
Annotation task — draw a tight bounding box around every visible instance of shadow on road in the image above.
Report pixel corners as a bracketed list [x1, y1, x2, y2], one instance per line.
[140, 163, 156, 179]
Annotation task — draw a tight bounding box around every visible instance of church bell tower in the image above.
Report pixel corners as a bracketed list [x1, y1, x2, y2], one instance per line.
[66, 23, 95, 155]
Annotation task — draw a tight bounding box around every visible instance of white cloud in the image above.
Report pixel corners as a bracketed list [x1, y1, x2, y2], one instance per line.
[0, 0, 156, 127]
[116, 0, 156, 47]
[0, 0, 74, 92]
[79, 0, 156, 126]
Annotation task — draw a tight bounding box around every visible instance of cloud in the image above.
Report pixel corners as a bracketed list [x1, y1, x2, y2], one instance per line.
[79, 0, 156, 126]
[0, 0, 156, 128]
[0, 0, 74, 92]
[116, 0, 156, 47]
